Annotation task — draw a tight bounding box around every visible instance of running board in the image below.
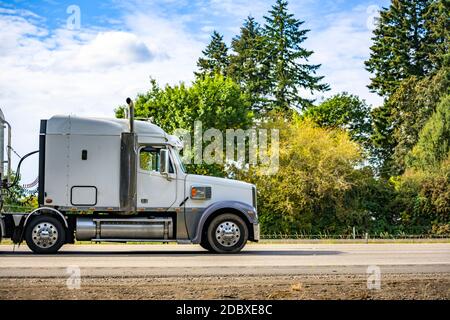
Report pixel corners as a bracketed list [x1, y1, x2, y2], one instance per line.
[90, 238, 177, 242]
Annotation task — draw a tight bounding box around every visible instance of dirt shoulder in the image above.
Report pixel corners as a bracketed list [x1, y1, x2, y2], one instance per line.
[1, 273, 449, 300]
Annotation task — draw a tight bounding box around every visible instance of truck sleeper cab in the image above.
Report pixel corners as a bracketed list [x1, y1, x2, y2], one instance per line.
[0, 113, 259, 254]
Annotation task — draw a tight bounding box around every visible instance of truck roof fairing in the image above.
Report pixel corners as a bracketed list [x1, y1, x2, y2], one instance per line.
[46, 115, 166, 137]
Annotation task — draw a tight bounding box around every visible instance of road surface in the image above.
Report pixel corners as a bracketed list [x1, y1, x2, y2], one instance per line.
[0, 243, 449, 299]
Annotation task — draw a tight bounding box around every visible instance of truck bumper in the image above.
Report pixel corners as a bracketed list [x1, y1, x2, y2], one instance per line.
[252, 223, 260, 242]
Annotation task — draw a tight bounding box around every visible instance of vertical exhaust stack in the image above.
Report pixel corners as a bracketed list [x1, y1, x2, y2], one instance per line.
[126, 97, 134, 133]
[119, 98, 137, 215]
[0, 109, 4, 180]
[0, 108, 11, 185]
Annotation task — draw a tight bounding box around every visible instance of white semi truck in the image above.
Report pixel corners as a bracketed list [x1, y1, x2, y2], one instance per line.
[0, 100, 259, 254]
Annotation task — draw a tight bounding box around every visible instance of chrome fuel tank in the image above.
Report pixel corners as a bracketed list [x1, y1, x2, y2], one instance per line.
[76, 217, 173, 240]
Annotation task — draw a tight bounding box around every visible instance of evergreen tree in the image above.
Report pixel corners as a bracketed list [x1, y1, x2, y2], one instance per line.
[228, 16, 269, 112]
[407, 94, 450, 170]
[370, 104, 397, 176]
[365, 0, 434, 97]
[367, 0, 448, 175]
[262, 0, 328, 113]
[371, 58, 449, 176]
[196, 31, 229, 77]
[424, 0, 450, 69]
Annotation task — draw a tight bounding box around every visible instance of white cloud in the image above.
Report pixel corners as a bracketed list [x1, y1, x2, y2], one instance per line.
[0, 1, 385, 185]
[304, 7, 384, 107]
[209, 0, 269, 17]
[0, 7, 204, 183]
[0, 7, 40, 18]
[73, 31, 153, 69]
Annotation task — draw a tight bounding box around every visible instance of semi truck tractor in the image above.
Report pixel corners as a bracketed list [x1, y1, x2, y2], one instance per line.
[0, 100, 259, 254]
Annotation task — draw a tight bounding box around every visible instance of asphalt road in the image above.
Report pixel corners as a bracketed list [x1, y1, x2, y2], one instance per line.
[0, 243, 449, 278]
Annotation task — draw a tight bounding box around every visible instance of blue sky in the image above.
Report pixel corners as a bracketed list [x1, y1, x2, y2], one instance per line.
[2, 1, 390, 43]
[1, 0, 389, 182]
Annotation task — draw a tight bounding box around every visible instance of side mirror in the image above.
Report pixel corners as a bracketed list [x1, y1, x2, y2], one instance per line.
[159, 149, 169, 175]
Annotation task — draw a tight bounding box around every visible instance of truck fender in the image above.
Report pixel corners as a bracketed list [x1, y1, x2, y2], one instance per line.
[22, 207, 68, 229]
[14, 207, 68, 243]
[191, 201, 257, 244]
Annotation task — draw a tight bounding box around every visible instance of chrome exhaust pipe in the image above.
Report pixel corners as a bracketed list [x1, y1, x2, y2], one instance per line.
[119, 98, 137, 214]
[126, 97, 134, 133]
[0, 108, 11, 185]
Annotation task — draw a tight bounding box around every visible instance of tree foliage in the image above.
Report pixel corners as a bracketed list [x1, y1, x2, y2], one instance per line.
[365, 0, 438, 96]
[302, 93, 373, 149]
[372, 60, 449, 175]
[113, 0, 449, 236]
[238, 118, 366, 234]
[196, 31, 230, 78]
[391, 156, 450, 234]
[228, 16, 269, 112]
[199, 0, 328, 116]
[116, 75, 253, 176]
[423, 0, 450, 70]
[406, 94, 450, 170]
[262, 0, 328, 112]
[1, 172, 37, 212]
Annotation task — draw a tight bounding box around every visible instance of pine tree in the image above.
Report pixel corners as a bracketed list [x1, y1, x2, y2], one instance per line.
[228, 16, 269, 112]
[367, 0, 448, 174]
[424, 0, 449, 70]
[407, 94, 450, 170]
[196, 31, 229, 77]
[262, 0, 328, 113]
[365, 0, 434, 97]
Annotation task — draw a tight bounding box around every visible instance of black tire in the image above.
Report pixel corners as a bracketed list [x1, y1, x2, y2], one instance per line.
[199, 241, 212, 251]
[206, 213, 248, 254]
[25, 215, 65, 254]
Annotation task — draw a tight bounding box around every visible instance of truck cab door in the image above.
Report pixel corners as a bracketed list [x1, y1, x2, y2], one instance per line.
[137, 145, 177, 209]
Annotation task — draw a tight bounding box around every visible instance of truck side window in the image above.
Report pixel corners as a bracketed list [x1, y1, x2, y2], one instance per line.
[140, 146, 159, 172]
[139, 146, 174, 173]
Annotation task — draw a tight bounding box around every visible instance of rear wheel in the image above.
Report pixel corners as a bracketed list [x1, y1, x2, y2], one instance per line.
[206, 213, 248, 254]
[25, 216, 65, 254]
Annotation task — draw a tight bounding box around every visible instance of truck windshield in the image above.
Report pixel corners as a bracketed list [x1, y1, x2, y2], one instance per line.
[173, 149, 186, 173]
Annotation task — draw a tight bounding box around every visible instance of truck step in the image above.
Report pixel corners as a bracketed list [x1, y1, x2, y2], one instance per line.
[90, 238, 177, 242]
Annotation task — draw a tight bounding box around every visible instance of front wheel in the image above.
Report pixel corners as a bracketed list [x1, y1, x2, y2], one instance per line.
[206, 214, 248, 254]
[199, 239, 212, 251]
[25, 215, 65, 254]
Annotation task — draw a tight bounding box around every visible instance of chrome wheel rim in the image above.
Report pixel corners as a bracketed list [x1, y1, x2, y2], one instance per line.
[215, 221, 240, 247]
[32, 222, 58, 249]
